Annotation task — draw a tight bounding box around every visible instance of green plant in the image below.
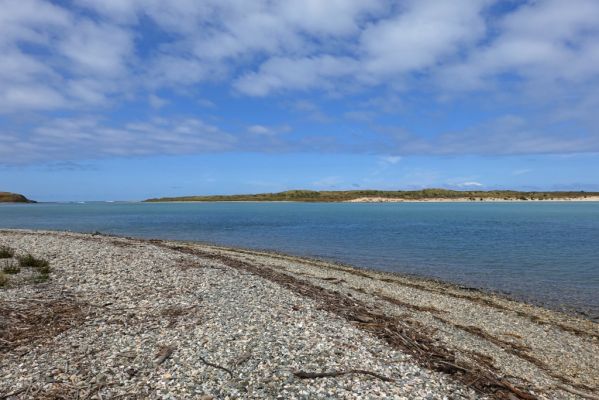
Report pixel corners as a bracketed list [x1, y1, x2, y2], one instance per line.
[0, 245, 14, 259]
[16, 254, 52, 284]
[30, 273, 50, 283]
[0, 272, 7, 287]
[17, 254, 50, 270]
[37, 263, 52, 275]
[2, 261, 20, 274]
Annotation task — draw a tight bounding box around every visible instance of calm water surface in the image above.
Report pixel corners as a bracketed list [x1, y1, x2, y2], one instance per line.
[1, 202, 598, 318]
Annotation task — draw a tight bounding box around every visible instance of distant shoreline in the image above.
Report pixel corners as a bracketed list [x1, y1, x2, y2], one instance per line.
[146, 196, 599, 204]
[0, 192, 35, 203]
[344, 196, 599, 203]
[144, 189, 599, 203]
[146, 197, 599, 203]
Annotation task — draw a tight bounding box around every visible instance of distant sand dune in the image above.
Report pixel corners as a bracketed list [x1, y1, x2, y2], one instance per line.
[346, 196, 599, 202]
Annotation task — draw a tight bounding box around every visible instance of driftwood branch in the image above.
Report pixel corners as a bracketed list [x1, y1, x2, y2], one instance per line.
[0, 386, 28, 400]
[557, 384, 599, 400]
[293, 369, 394, 382]
[162, 244, 543, 400]
[199, 355, 233, 377]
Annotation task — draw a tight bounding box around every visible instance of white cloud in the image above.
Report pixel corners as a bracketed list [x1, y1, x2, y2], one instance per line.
[277, 1, 386, 36]
[373, 114, 599, 156]
[370, 154, 403, 177]
[58, 21, 133, 77]
[148, 94, 168, 109]
[2, 0, 599, 107]
[291, 100, 333, 123]
[0, 0, 71, 45]
[361, 0, 488, 76]
[0, 48, 54, 83]
[513, 169, 532, 176]
[234, 0, 492, 95]
[1, 0, 599, 162]
[234, 55, 359, 96]
[247, 124, 290, 136]
[147, 55, 213, 88]
[457, 181, 483, 188]
[73, 0, 142, 24]
[67, 79, 110, 105]
[0, 1, 134, 112]
[0, 117, 236, 163]
[381, 155, 402, 164]
[197, 98, 216, 108]
[438, 0, 599, 90]
[0, 85, 67, 112]
[247, 125, 271, 135]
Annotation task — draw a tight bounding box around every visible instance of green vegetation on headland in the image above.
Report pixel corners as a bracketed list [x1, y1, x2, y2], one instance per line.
[0, 192, 35, 203]
[144, 189, 599, 202]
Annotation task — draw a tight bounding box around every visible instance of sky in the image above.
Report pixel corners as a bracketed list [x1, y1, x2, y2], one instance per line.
[1, 0, 599, 201]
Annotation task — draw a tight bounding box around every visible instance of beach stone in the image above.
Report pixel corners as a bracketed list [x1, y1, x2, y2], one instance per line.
[0, 230, 596, 400]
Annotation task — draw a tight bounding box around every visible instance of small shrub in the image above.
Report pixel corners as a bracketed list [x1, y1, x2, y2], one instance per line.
[0, 272, 7, 287]
[37, 263, 52, 275]
[2, 261, 20, 274]
[0, 245, 14, 259]
[30, 273, 50, 284]
[17, 254, 50, 270]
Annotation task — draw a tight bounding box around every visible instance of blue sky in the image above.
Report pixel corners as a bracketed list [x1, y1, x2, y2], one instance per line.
[1, 0, 599, 201]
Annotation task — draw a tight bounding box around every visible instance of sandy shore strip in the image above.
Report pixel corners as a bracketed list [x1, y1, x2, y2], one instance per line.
[1, 230, 597, 399]
[345, 196, 599, 202]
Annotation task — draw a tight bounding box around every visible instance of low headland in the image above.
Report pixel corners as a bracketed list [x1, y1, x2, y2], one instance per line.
[144, 189, 599, 203]
[1, 229, 597, 399]
[0, 191, 35, 203]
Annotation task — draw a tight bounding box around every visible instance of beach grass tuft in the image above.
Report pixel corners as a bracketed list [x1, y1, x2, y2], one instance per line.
[17, 254, 50, 270]
[37, 263, 52, 275]
[0, 245, 15, 259]
[29, 273, 50, 283]
[2, 260, 20, 274]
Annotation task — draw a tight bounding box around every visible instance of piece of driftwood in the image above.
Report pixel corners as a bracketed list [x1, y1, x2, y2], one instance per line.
[293, 369, 394, 382]
[161, 244, 545, 400]
[199, 355, 233, 377]
[557, 384, 599, 400]
[0, 386, 28, 400]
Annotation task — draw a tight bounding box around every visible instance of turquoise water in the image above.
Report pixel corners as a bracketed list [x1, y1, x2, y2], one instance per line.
[1, 202, 598, 318]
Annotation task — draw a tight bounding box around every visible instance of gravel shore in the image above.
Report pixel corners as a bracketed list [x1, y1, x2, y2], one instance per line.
[1, 230, 597, 399]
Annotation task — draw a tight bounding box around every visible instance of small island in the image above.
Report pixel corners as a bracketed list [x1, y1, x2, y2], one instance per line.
[145, 189, 599, 203]
[0, 192, 35, 203]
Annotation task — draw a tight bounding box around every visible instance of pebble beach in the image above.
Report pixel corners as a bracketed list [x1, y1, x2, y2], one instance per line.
[1, 229, 597, 399]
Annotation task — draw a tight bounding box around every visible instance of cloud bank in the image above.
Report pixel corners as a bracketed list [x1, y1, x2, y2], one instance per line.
[1, 0, 599, 163]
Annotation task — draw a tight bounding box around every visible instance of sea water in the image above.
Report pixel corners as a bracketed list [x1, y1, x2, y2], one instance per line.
[1, 201, 598, 318]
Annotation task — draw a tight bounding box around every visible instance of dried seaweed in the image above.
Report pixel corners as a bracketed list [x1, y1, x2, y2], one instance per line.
[164, 245, 540, 400]
[0, 296, 85, 352]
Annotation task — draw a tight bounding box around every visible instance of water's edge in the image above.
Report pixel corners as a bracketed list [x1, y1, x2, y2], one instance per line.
[165, 235, 599, 322]
[4, 227, 596, 322]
